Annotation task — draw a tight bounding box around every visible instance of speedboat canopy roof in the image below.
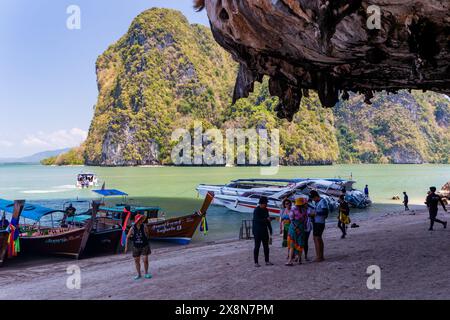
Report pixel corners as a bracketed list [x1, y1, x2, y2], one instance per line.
[232, 178, 349, 184]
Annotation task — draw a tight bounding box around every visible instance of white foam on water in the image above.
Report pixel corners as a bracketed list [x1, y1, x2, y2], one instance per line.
[53, 185, 77, 189]
[22, 189, 67, 194]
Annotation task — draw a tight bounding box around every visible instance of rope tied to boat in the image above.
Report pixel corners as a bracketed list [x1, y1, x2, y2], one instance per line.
[200, 215, 208, 235]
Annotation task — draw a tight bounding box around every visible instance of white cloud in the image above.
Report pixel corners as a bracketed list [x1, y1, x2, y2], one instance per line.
[0, 140, 13, 147]
[22, 128, 88, 149]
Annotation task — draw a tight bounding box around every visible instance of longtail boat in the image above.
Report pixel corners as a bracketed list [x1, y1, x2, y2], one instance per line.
[0, 199, 95, 259]
[94, 190, 214, 245]
[0, 230, 9, 266]
[66, 202, 122, 255]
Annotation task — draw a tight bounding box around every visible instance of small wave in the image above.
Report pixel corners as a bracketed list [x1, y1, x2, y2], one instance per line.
[53, 185, 77, 190]
[22, 189, 67, 194]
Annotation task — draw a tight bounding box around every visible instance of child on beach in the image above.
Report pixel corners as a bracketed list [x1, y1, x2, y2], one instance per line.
[337, 195, 350, 239]
[125, 214, 152, 280]
[280, 199, 292, 249]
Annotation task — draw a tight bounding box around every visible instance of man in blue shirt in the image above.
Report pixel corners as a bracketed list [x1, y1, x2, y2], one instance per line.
[364, 185, 369, 197]
[310, 190, 328, 262]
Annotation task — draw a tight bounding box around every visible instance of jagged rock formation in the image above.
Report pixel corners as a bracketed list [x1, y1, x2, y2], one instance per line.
[81, 8, 449, 166]
[199, 0, 450, 120]
[84, 8, 236, 166]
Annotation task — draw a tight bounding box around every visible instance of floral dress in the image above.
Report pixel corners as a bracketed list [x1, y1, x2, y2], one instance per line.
[287, 206, 307, 254]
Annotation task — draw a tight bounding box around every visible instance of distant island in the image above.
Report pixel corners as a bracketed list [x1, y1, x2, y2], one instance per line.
[1, 148, 71, 164]
[42, 8, 450, 167]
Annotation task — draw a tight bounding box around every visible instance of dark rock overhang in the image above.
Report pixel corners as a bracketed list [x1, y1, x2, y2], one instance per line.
[195, 0, 450, 120]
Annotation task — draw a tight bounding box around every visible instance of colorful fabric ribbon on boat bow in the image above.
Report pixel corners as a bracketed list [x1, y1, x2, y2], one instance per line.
[6, 217, 20, 257]
[121, 208, 132, 247]
[200, 215, 208, 235]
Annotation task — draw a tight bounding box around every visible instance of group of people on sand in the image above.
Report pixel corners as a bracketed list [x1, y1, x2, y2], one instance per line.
[123, 185, 447, 278]
[251, 190, 352, 267]
[251, 185, 448, 267]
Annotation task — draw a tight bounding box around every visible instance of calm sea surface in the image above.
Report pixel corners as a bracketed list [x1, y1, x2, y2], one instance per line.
[0, 164, 448, 243]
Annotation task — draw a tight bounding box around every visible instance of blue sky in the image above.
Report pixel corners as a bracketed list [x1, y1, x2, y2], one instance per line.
[0, 0, 208, 157]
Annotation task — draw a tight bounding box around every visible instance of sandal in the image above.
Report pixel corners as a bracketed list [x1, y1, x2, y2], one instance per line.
[144, 274, 152, 279]
[134, 275, 141, 280]
[285, 262, 294, 266]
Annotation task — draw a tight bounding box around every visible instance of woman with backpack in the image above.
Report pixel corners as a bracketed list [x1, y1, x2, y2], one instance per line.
[125, 214, 152, 280]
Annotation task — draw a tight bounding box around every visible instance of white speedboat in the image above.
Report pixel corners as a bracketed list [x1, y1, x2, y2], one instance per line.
[208, 177, 369, 214]
[216, 183, 340, 217]
[76, 173, 98, 188]
[196, 178, 298, 198]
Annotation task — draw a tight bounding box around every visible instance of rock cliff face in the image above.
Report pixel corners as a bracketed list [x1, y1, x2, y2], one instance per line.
[84, 8, 236, 165]
[200, 0, 450, 120]
[83, 8, 449, 166]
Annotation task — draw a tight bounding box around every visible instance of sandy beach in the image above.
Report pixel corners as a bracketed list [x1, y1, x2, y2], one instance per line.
[1, 206, 450, 300]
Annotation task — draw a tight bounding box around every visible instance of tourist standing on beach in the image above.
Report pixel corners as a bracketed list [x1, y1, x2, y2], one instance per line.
[425, 187, 447, 231]
[252, 196, 273, 267]
[280, 199, 292, 249]
[310, 190, 328, 262]
[337, 195, 350, 239]
[125, 214, 152, 280]
[286, 197, 307, 266]
[364, 185, 369, 198]
[403, 192, 409, 211]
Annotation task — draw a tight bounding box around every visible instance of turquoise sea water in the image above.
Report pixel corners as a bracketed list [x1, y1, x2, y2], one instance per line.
[0, 164, 449, 242]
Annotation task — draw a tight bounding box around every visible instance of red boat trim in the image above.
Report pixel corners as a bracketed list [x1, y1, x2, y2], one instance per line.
[239, 203, 280, 214]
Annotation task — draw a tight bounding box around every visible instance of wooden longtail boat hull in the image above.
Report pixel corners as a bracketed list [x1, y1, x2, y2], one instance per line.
[20, 227, 88, 258]
[147, 213, 203, 245]
[147, 192, 214, 245]
[0, 231, 9, 267]
[84, 228, 122, 255]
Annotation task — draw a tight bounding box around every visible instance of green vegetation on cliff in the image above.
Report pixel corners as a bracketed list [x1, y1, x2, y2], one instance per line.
[66, 8, 448, 166]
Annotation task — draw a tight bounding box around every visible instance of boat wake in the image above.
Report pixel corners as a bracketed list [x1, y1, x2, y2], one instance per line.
[21, 185, 77, 194]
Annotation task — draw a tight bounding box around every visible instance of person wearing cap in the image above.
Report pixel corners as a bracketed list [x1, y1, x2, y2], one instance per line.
[252, 196, 273, 267]
[425, 186, 447, 231]
[285, 197, 308, 266]
[310, 190, 328, 262]
[125, 213, 152, 280]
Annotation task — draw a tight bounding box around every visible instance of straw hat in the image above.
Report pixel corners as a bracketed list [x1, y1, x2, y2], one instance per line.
[295, 197, 308, 206]
[134, 214, 145, 223]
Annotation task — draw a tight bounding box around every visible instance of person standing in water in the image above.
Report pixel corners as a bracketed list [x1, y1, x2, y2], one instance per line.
[310, 190, 329, 262]
[364, 185, 369, 198]
[403, 192, 409, 211]
[252, 196, 273, 267]
[125, 214, 152, 280]
[337, 195, 350, 239]
[425, 187, 447, 231]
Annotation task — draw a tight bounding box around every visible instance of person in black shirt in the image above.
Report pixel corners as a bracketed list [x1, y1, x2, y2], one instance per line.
[403, 192, 409, 211]
[125, 214, 152, 280]
[425, 186, 447, 231]
[252, 196, 273, 267]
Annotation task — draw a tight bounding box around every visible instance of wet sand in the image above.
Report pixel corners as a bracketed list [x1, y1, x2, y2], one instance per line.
[1, 206, 450, 300]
